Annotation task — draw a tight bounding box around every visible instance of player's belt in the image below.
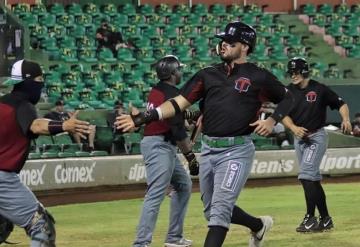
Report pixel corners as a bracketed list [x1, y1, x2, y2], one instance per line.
[202, 135, 245, 148]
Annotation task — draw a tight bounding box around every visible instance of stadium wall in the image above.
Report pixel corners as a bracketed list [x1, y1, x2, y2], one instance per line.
[21, 148, 360, 192]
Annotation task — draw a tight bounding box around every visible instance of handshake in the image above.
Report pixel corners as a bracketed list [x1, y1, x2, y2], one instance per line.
[183, 151, 199, 176]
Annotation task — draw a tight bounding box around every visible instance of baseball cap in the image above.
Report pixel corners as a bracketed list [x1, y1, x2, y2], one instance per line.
[55, 100, 64, 106]
[4, 59, 43, 86]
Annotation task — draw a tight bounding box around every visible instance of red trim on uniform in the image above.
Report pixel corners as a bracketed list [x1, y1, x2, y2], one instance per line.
[186, 80, 205, 104]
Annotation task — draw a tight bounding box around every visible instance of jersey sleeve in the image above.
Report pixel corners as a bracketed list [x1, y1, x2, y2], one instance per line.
[180, 71, 205, 104]
[259, 70, 294, 122]
[16, 102, 38, 138]
[323, 85, 345, 110]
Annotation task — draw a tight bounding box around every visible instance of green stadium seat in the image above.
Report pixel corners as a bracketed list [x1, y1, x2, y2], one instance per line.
[78, 88, 106, 109]
[35, 135, 60, 159]
[19, 12, 38, 28]
[310, 13, 326, 27]
[112, 14, 129, 29]
[98, 88, 118, 107]
[12, 3, 30, 15]
[173, 4, 190, 16]
[324, 64, 342, 79]
[347, 46, 360, 58]
[94, 126, 114, 152]
[139, 4, 154, 16]
[318, 4, 333, 15]
[192, 3, 208, 15]
[62, 71, 84, 91]
[101, 3, 118, 17]
[123, 133, 142, 154]
[155, 4, 172, 16]
[209, 4, 226, 17]
[300, 3, 316, 15]
[68, 24, 86, 39]
[30, 24, 48, 40]
[38, 13, 56, 28]
[117, 48, 137, 63]
[119, 3, 136, 15]
[30, 4, 47, 15]
[66, 3, 83, 15]
[49, 3, 65, 15]
[56, 14, 74, 27]
[58, 36, 77, 50]
[186, 13, 202, 26]
[98, 48, 117, 63]
[180, 25, 196, 39]
[227, 4, 244, 16]
[53, 133, 90, 157]
[59, 48, 78, 62]
[78, 48, 98, 63]
[75, 13, 92, 25]
[83, 3, 100, 16]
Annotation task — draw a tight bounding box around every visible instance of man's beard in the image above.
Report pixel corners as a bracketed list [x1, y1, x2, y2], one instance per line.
[220, 53, 241, 64]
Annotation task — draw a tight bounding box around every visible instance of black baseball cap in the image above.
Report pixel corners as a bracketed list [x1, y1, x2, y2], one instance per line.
[4, 59, 43, 86]
[55, 100, 64, 106]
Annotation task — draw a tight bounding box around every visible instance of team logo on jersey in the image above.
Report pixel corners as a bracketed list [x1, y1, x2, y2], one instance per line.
[235, 77, 251, 93]
[305, 91, 317, 102]
[146, 102, 154, 111]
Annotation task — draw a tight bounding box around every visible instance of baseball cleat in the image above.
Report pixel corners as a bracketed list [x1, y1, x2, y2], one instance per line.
[296, 214, 318, 233]
[164, 238, 192, 247]
[249, 216, 273, 247]
[313, 216, 334, 232]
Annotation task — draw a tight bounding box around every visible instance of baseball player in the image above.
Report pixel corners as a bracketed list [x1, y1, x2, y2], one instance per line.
[117, 21, 293, 247]
[0, 59, 90, 246]
[282, 57, 352, 233]
[133, 55, 198, 247]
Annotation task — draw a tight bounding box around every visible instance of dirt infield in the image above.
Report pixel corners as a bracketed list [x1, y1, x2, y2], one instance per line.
[35, 174, 360, 207]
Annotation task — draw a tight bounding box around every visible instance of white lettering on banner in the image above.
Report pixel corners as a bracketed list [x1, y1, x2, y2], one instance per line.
[19, 165, 46, 186]
[129, 163, 146, 181]
[55, 162, 96, 184]
[251, 159, 294, 174]
[320, 154, 360, 172]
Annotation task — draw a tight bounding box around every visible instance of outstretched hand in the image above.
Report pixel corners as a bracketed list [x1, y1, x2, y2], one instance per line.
[63, 110, 90, 139]
[249, 117, 276, 136]
[114, 103, 139, 133]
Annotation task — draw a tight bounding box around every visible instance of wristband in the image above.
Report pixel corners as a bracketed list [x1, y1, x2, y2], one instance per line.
[131, 109, 159, 127]
[48, 120, 64, 135]
[169, 98, 181, 115]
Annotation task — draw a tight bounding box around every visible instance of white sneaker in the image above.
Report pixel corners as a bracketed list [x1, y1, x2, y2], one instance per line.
[249, 216, 273, 247]
[164, 238, 192, 247]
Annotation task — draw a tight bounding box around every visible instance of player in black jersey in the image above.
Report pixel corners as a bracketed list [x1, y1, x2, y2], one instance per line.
[117, 22, 294, 247]
[282, 57, 352, 233]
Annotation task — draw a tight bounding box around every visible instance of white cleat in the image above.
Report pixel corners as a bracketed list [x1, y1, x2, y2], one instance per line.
[249, 216, 273, 247]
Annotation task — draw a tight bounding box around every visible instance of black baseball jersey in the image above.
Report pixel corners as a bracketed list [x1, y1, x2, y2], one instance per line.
[44, 111, 70, 121]
[144, 81, 187, 143]
[0, 92, 38, 173]
[287, 79, 345, 131]
[180, 62, 290, 137]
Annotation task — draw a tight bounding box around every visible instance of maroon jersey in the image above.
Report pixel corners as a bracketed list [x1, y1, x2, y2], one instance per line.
[0, 92, 37, 173]
[144, 82, 187, 143]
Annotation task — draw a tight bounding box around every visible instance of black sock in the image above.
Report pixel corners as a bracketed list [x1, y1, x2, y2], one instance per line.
[204, 226, 228, 247]
[230, 205, 263, 232]
[300, 179, 316, 216]
[313, 181, 329, 218]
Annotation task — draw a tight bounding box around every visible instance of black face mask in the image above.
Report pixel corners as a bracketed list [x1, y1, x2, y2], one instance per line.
[13, 79, 45, 105]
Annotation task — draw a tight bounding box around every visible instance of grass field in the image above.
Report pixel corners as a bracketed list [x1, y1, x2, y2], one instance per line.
[7, 182, 360, 247]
